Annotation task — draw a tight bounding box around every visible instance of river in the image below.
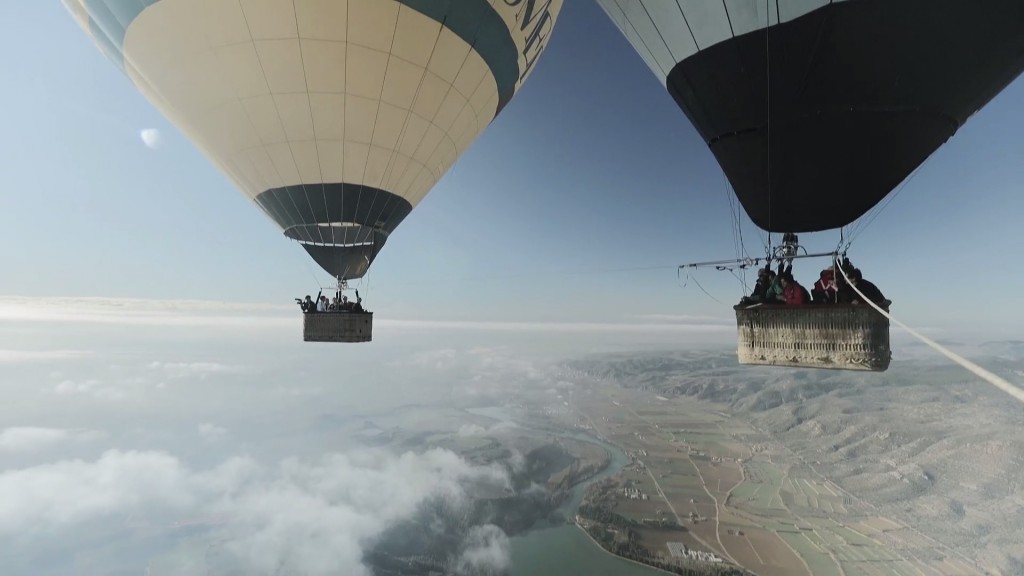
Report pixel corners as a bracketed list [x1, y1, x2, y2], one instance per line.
[466, 407, 666, 576]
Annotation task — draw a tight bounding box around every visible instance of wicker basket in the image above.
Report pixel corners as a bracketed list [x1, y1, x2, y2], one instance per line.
[302, 312, 373, 343]
[734, 304, 890, 371]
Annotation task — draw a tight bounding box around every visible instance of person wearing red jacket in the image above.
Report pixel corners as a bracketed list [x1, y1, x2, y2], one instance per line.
[780, 272, 809, 305]
[812, 267, 838, 303]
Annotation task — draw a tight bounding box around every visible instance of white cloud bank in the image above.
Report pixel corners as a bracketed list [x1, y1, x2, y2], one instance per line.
[148, 361, 246, 379]
[0, 448, 509, 575]
[0, 296, 731, 335]
[197, 423, 227, 440]
[0, 427, 102, 453]
[0, 349, 88, 364]
[53, 378, 124, 401]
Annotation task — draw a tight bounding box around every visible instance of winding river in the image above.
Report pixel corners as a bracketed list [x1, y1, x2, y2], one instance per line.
[466, 407, 665, 576]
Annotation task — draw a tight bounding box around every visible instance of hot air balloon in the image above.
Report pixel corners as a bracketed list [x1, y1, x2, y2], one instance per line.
[64, 0, 563, 342]
[596, 0, 1024, 371]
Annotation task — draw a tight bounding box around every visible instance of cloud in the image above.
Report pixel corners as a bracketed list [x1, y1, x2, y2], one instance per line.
[0, 448, 509, 575]
[139, 128, 161, 149]
[0, 427, 101, 453]
[380, 319, 733, 333]
[198, 423, 227, 440]
[0, 296, 733, 336]
[456, 524, 511, 575]
[53, 379, 124, 401]
[412, 348, 459, 369]
[149, 362, 245, 379]
[0, 297, 292, 329]
[0, 350, 89, 364]
[457, 422, 517, 437]
[0, 450, 207, 532]
[626, 313, 733, 325]
[457, 424, 487, 437]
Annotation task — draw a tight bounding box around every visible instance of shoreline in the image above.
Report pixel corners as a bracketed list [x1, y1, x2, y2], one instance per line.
[571, 521, 680, 576]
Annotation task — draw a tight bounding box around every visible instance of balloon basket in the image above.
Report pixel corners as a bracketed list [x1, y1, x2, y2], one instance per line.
[303, 312, 373, 343]
[734, 304, 891, 372]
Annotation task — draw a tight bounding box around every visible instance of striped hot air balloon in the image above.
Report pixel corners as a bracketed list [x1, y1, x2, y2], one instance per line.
[65, 0, 563, 279]
[596, 0, 1024, 232]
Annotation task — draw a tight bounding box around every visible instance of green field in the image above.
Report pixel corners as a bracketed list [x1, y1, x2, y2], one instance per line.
[741, 462, 785, 510]
[777, 531, 841, 576]
[730, 483, 759, 499]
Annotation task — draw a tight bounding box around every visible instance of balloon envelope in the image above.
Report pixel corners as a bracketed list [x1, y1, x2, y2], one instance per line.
[66, 0, 562, 277]
[597, 0, 1024, 232]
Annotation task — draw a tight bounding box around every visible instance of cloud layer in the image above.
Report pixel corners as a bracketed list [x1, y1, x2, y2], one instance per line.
[0, 427, 101, 453]
[0, 448, 509, 575]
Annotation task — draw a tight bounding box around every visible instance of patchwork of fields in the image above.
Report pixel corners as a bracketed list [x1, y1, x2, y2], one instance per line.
[568, 385, 985, 576]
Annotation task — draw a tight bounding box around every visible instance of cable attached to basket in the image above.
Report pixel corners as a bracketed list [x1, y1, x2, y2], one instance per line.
[834, 260, 1024, 404]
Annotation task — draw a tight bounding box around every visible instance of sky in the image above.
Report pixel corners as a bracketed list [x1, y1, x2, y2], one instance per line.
[2, 1, 1024, 335]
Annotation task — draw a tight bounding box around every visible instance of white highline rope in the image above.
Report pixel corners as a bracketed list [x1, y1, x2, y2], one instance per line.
[835, 260, 1024, 404]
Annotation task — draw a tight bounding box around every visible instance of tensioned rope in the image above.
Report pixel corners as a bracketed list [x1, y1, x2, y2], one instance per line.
[389, 263, 681, 289]
[834, 259, 1024, 404]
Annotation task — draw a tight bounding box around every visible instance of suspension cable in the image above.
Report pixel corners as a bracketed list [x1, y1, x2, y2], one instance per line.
[296, 240, 328, 288]
[677, 267, 726, 305]
[692, 273, 725, 304]
[834, 260, 1024, 404]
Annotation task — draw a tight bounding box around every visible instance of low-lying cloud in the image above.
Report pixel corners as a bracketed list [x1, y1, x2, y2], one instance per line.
[148, 361, 246, 379]
[456, 524, 511, 575]
[0, 296, 732, 336]
[52, 378, 124, 401]
[457, 422, 517, 437]
[0, 427, 102, 453]
[0, 349, 89, 364]
[197, 423, 227, 440]
[0, 447, 510, 575]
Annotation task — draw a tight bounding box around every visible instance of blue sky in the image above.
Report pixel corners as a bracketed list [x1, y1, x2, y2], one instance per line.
[3, 1, 1024, 334]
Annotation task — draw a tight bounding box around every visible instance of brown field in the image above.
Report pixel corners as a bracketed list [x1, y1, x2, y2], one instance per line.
[687, 521, 730, 559]
[697, 462, 744, 494]
[932, 557, 984, 576]
[739, 527, 810, 576]
[720, 531, 765, 572]
[636, 527, 707, 560]
[717, 509, 757, 530]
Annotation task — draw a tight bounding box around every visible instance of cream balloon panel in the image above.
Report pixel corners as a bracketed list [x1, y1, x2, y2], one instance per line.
[63, 0, 91, 32]
[597, 0, 848, 85]
[100, 0, 500, 208]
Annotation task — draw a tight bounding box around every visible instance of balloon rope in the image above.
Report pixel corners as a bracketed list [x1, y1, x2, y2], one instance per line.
[764, 0, 772, 245]
[299, 244, 328, 289]
[238, 6, 324, 246]
[289, 3, 333, 246]
[835, 261, 1024, 404]
[692, 272, 725, 305]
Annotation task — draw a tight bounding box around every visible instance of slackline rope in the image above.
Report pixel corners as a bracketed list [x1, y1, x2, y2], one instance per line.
[834, 260, 1024, 404]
